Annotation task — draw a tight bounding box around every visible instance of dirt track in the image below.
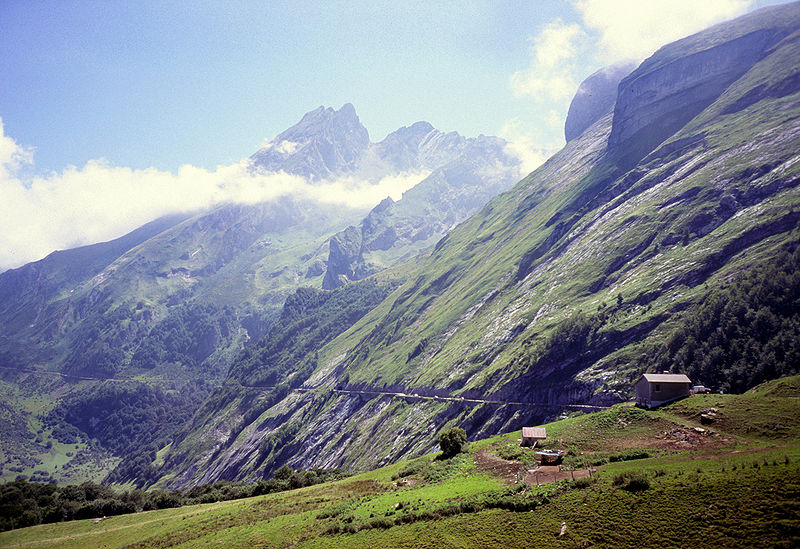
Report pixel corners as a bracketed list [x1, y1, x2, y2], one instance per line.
[474, 449, 526, 483]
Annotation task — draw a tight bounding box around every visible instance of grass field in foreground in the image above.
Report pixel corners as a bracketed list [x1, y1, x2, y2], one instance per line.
[1, 376, 798, 548]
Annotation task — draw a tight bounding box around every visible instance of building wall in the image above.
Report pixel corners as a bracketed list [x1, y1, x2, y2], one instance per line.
[522, 437, 544, 447]
[635, 381, 651, 404]
[636, 380, 690, 407]
[652, 382, 690, 403]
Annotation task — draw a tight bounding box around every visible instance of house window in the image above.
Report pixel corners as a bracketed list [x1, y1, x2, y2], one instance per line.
[655, 384, 661, 392]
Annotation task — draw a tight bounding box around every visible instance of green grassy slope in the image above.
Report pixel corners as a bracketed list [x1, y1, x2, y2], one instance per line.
[3, 376, 797, 548]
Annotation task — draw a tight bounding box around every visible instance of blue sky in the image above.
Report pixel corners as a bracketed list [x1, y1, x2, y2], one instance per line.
[1, 1, 553, 172]
[2, 0, 789, 173]
[0, 0, 794, 269]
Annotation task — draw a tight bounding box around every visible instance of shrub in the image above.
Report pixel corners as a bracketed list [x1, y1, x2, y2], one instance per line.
[609, 450, 650, 462]
[612, 471, 650, 492]
[438, 427, 467, 459]
[571, 476, 593, 489]
[392, 458, 429, 480]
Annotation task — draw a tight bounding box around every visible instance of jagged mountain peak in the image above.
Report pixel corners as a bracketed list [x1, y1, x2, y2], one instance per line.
[250, 103, 514, 183]
[249, 103, 371, 180]
[381, 121, 436, 142]
[291, 102, 363, 133]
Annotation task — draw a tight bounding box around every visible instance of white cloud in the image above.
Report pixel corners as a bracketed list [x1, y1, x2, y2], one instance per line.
[574, 0, 753, 62]
[257, 139, 303, 155]
[507, 20, 591, 163]
[510, 20, 588, 103]
[0, 120, 427, 271]
[275, 140, 302, 155]
[0, 120, 33, 180]
[498, 118, 560, 177]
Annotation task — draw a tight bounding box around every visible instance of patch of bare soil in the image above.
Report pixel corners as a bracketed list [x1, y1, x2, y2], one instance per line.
[474, 449, 526, 484]
[475, 449, 593, 485]
[524, 465, 591, 484]
[394, 477, 418, 488]
[652, 426, 728, 451]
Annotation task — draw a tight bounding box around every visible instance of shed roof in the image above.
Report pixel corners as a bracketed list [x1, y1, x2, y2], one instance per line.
[636, 373, 692, 385]
[522, 427, 546, 439]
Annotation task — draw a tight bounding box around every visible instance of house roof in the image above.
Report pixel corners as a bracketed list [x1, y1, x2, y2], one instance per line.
[636, 373, 692, 385]
[522, 427, 546, 439]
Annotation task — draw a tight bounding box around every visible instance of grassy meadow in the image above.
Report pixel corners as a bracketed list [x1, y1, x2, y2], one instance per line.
[2, 376, 798, 548]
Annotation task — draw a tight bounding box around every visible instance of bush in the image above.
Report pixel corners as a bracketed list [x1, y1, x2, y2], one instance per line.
[392, 458, 429, 480]
[439, 427, 467, 459]
[612, 471, 650, 492]
[571, 476, 594, 489]
[609, 449, 650, 462]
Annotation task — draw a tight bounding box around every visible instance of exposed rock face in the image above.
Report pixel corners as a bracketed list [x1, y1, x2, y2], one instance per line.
[608, 4, 800, 160]
[249, 103, 370, 180]
[370, 122, 436, 172]
[321, 134, 520, 288]
[322, 226, 364, 289]
[565, 62, 637, 142]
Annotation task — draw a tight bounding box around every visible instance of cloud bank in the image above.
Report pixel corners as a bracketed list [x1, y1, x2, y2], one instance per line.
[0, 120, 428, 271]
[576, 0, 752, 62]
[510, 20, 588, 104]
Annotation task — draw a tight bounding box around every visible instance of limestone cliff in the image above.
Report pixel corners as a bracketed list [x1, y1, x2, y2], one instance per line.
[609, 3, 800, 163]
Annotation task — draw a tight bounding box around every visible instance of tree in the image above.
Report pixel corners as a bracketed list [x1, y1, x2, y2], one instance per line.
[439, 426, 467, 458]
[273, 465, 294, 480]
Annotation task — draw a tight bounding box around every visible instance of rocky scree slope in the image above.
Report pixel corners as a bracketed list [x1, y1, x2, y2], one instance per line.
[153, 2, 800, 488]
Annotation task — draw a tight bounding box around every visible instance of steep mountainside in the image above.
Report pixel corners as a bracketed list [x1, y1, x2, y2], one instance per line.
[0, 105, 521, 484]
[0, 106, 517, 382]
[0, 213, 189, 367]
[153, 3, 800, 489]
[252, 103, 522, 289]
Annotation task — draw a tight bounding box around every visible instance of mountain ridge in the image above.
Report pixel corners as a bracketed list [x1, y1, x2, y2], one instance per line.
[0, 103, 523, 486]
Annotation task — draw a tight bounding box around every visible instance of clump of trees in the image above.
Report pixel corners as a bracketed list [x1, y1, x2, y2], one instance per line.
[45, 381, 209, 487]
[0, 466, 348, 532]
[63, 303, 236, 378]
[649, 244, 800, 393]
[229, 280, 396, 387]
[438, 427, 467, 459]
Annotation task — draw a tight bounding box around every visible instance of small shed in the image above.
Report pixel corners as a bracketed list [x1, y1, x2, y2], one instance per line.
[521, 427, 546, 447]
[634, 373, 692, 409]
